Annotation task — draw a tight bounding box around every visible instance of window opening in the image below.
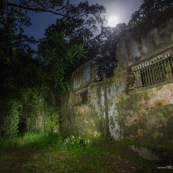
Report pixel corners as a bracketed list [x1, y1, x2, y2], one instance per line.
[130, 49, 173, 89]
[80, 91, 88, 104]
[74, 88, 88, 105]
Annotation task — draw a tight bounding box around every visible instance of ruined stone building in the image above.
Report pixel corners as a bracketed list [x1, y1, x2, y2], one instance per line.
[61, 14, 173, 147]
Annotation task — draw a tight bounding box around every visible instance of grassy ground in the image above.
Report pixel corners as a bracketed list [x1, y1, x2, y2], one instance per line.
[0, 132, 172, 173]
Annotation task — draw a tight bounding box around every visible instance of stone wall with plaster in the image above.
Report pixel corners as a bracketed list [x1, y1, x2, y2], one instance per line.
[61, 16, 173, 146]
[61, 62, 106, 137]
[113, 16, 173, 145]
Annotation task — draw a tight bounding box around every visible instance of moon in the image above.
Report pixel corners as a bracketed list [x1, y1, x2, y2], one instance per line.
[108, 16, 119, 27]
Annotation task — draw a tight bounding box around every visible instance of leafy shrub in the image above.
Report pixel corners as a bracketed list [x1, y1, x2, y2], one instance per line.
[0, 136, 19, 148]
[0, 132, 92, 151]
[45, 107, 59, 133]
[0, 132, 63, 149]
[64, 133, 91, 147]
[26, 115, 34, 131]
[4, 101, 22, 136]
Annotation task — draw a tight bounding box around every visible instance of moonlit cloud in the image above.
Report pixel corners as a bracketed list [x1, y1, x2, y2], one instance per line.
[26, 0, 142, 38]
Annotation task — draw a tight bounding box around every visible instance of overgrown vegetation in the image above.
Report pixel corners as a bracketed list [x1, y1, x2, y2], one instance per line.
[3, 100, 22, 136]
[0, 0, 89, 137]
[0, 132, 89, 149]
[1, 132, 169, 173]
[1, 0, 173, 138]
[45, 107, 59, 133]
[1, 3, 173, 172]
[128, 0, 173, 33]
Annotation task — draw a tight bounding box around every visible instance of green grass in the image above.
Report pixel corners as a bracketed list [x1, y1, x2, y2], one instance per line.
[0, 132, 172, 173]
[0, 133, 119, 173]
[0, 132, 64, 149]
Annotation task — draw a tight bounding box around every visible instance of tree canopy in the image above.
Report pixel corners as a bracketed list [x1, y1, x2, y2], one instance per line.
[0, 0, 113, 136]
[43, 1, 128, 79]
[0, 0, 88, 136]
[128, 0, 173, 29]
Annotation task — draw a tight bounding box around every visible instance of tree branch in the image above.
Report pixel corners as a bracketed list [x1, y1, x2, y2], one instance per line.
[7, 2, 67, 18]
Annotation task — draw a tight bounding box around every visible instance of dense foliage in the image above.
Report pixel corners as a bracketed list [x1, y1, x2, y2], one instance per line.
[0, 0, 88, 137]
[43, 1, 128, 79]
[93, 24, 127, 79]
[1, 0, 123, 137]
[42, 1, 106, 78]
[128, 0, 173, 30]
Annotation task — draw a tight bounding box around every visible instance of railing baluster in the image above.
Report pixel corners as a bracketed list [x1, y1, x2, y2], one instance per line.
[170, 57, 173, 78]
[146, 65, 150, 86]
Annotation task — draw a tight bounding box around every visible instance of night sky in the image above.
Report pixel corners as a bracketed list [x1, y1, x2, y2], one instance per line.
[25, 0, 143, 39]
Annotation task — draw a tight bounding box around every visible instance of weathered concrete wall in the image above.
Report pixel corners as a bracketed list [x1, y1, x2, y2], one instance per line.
[71, 62, 91, 91]
[61, 95, 105, 137]
[61, 16, 173, 147]
[113, 16, 173, 145]
[62, 62, 106, 137]
[62, 66, 173, 144]
[116, 83, 173, 144]
[61, 65, 126, 139]
[117, 18, 173, 67]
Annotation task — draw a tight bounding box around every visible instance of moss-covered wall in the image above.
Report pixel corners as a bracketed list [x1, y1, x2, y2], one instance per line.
[61, 65, 126, 138]
[115, 83, 173, 145]
[109, 62, 173, 145]
[62, 64, 173, 145]
[112, 16, 173, 145]
[61, 61, 106, 137]
[61, 16, 173, 146]
[71, 62, 91, 91]
[61, 89, 106, 137]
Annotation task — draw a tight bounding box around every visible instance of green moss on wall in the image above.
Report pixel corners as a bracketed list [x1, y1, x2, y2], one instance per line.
[62, 100, 106, 137]
[116, 89, 173, 145]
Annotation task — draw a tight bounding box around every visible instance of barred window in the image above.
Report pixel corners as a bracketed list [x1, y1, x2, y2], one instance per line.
[74, 88, 88, 105]
[130, 49, 173, 89]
